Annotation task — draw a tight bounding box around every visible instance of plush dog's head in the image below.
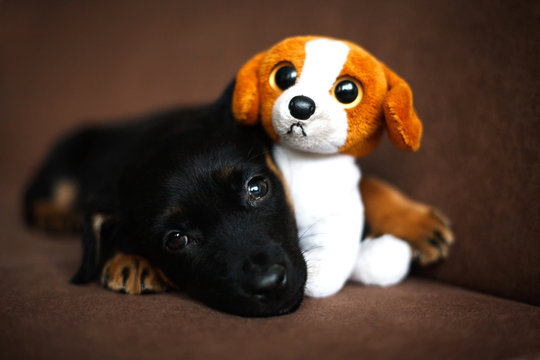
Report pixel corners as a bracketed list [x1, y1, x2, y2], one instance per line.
[232, 35, 423, 157]
[116, 126, 307, 317]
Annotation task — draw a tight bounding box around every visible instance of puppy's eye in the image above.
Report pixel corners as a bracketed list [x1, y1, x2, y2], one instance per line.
[163, 230, 190, 253]
[246, 176, 270, 204]
[332, 77, 363, 108]
[270, 62, 297, 91]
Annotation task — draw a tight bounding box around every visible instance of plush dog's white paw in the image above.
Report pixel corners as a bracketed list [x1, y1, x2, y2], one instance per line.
[349, 235, 412, 286]
[305, 271, 347, 298]
[304, 248, 358, 298]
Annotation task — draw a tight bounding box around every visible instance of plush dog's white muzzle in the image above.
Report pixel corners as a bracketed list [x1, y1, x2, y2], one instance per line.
[271, 38, 352, 154]
[272, 84, 348, 154]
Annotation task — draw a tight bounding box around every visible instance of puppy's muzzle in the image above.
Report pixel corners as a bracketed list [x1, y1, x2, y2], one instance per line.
[246, 264, 287, 299]
[242, 255, 289, 301]
[289, 95, 316, 120]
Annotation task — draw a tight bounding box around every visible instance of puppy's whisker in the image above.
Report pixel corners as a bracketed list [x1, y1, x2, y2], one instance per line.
[299, 232, 327, 241]
[246, 148, 268, 162]
[300, 244, 324, 257]
[298, 221, 320, 239]
[299, 215, 341, 238]
[246, 147, 254, 161]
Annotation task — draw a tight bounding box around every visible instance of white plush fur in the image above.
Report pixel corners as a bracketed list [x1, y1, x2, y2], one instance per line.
[272, 39, 350, 154]
[350, 235, 412, 286]
[270, 39, 413, 297]
[273, 144, 363, 297]
[274, 145, 413, 297]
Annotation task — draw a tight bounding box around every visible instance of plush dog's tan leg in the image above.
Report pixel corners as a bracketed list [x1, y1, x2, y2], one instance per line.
[101, 253, 170, 294]
[360, 177, 454, 265]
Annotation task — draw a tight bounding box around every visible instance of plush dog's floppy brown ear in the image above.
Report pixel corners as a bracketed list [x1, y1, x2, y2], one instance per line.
[382, 65, 423, 151]
[232, 52, 265, 125]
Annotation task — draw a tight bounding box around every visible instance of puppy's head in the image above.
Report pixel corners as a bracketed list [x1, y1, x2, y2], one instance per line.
[232, 36, 423, 157]
[118, 128, 306, 317]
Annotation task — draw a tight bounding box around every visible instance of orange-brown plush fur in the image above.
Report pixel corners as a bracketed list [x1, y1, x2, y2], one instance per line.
[232, 35, 423, 157]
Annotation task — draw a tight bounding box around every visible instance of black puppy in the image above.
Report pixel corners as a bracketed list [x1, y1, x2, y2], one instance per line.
[24, 87, 307, 317]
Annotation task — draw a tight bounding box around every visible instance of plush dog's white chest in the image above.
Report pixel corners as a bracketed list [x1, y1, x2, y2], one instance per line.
[273, 144, 364, 229]
[273, 144, 364, 297]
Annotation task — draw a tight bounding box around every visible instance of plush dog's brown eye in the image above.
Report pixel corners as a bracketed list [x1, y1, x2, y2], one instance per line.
[270, 63, 297, 91]
[247, 176, 270, 204]
[163, 230, 190, 253]
[332, 77, 363, 108]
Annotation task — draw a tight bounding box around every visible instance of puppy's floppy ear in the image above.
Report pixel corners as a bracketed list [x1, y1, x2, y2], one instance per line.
[382, 65, 423, 151]
[232, 52, 265, 125]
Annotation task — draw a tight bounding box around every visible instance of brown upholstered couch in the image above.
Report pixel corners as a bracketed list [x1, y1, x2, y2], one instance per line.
[1, 1, 538, 359]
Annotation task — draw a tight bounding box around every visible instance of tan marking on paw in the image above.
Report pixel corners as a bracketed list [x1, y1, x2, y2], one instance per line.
[101, 253, 168, 294]
[32, 200, 82, 233]
[402, 207, 455, 265]
[31, 179, 82, 233]
[361, 177, 454, 266]
[53, 179, 78, 210]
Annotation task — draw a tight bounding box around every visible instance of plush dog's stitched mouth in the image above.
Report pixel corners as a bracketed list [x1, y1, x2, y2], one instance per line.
[286, 122, 307, 137]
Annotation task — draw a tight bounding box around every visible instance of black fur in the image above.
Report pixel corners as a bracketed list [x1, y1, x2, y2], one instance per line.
[24, 84, 307, 317]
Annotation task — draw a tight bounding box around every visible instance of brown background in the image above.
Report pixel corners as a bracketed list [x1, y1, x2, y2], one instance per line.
[1, 1, 539, 359]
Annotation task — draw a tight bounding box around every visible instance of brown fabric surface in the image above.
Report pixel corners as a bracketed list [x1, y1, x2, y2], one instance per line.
[1, 218, 539, 360]
[0, 2, 539, 358]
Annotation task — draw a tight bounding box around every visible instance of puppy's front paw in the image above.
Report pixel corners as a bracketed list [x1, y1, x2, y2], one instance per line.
[403, 207, 454, 266]
[101, 253, 168, 294]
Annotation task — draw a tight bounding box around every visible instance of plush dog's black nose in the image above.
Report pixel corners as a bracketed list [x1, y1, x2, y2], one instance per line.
[247, 264, 287, 296]
[289, 96, 316, 120]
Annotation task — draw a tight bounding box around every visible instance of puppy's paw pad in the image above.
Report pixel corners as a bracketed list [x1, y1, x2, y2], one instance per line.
[101, 254, 168, 294]
[413, 228, 454, 266]
[401, 207, 454, 266]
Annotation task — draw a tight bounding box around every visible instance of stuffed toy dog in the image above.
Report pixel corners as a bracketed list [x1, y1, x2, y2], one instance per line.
[232, 36, 423, 297]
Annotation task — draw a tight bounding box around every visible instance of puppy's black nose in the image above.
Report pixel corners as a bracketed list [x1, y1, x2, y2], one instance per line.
[248, 264, 287, 296]
[289, 96, 316, 120]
